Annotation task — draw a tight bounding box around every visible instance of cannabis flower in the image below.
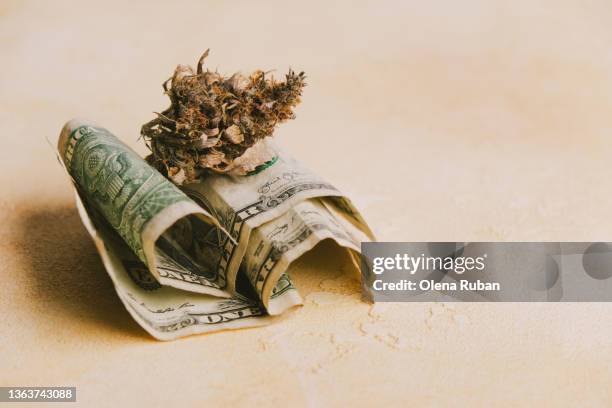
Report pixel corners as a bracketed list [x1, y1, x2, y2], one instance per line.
[141, 49, 306, 184]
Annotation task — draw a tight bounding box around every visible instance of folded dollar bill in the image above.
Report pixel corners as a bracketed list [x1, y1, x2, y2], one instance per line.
[55, 119, 374, 340]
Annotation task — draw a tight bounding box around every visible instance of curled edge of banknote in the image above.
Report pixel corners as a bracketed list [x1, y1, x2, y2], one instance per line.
[55, 118, 236, 298]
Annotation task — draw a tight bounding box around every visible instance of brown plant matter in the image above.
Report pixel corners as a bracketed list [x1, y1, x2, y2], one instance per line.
[141, 49, 306, 184]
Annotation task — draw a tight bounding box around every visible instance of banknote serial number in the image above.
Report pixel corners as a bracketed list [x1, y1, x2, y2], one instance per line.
[0, 387, 76, 402]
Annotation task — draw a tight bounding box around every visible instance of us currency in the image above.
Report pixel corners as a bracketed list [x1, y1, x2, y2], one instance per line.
[179, 147, 375, 297]
[56, 119, 235, 298]
[77, 193, 369, 339]
[56, 119, 375, 339]
[241, 198, 373, 315]
[74, 193, 271, 340]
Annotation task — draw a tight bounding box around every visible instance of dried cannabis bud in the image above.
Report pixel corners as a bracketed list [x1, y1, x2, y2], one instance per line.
[141, 49, 306, 184]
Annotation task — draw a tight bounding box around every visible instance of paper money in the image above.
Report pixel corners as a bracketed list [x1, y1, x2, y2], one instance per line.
[179, 148, 374, 296]
[241, 198, 372, 314]
[56, 119, 374, 339]
[75, 194, 271, 340]
[57, 119, 239, 298]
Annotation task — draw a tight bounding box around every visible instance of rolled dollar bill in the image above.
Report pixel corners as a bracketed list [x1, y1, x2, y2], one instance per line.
[242, 197, 373, 314]
[57, 119, 233, 297]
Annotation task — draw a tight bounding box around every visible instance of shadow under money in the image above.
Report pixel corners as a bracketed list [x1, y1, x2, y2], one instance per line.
[15, 201, 151, 341]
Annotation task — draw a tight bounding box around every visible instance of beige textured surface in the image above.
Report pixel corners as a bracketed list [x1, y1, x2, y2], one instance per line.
[2, 0, 612, 406]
